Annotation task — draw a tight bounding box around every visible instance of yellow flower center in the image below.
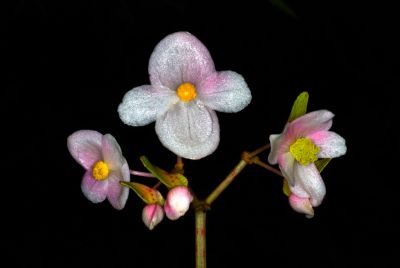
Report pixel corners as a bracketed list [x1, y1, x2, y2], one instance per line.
[92, 161, 110, 180]
[176, 82, 197, 102]
[289, 138, 320, 166]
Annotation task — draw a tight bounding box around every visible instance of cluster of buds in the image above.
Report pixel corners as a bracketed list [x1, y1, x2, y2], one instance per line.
[122, 157, 194, 230]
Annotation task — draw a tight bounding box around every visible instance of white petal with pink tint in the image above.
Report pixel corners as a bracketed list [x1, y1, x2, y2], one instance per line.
[289, 180, 310, 199]
[289, 194, 315, 218]
[198, 71, 251, 113]
[293, 163, 326, 206]
[81, 170, 108, 203]
[67, 130, 102, 170]
[278, 152, 296, 186]
[149, 32, 215, 90]
[268, 134, 283, 165]
[107, 162, 130, 210]
[142, 204, 164, 230]
[118, 85, 177, 126]
[289, 110, 334, 137]
[155, 102, 219, 159]
[102, 134, 124, 170]
[309, 131, 347, 158]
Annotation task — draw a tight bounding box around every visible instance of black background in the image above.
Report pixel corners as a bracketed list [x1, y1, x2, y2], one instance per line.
[3, 1, 398, 267]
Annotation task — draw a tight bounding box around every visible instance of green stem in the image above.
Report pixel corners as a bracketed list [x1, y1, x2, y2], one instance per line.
[195, 210, 207, 268]
[205, 160, 248, 205]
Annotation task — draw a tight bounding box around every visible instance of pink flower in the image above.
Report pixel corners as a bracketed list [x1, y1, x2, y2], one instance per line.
[164, 186, 193, 220]
[67, 130, 130, 210]
[118, 32, 252, 160]
[268, 110, 347, 217]
[142, 204, 164, 230]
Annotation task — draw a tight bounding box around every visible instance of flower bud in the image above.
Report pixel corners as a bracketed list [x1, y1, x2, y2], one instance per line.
[142, 204, 164, 230]
[164, 186, 193, 220]
[289, 194, 314, 219]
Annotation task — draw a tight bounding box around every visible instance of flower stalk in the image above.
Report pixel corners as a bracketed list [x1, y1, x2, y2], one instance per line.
[195, 210, 207, 268]
[205, 159, 248, 205]
[130, 170, 156, 178]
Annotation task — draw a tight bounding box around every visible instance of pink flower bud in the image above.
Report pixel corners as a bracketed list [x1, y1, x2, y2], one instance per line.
[289, 194, 315, 219]
[142, 204, 164, 230]
[164, 186, 193, 220]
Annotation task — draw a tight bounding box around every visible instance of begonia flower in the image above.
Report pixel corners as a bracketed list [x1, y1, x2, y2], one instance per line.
[164, 186, 193, 220]
[67, 130, 130, 210]
[268, 110, 347, 216]
[118, 31, 252, 160]
[142, 204, 164, 230]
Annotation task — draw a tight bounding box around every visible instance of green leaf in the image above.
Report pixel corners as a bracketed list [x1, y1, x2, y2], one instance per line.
[288, 91, 309, 122]
[140, 156, 188, 188]
[315, 158, 332, 173]
[120, 181, 164, 205]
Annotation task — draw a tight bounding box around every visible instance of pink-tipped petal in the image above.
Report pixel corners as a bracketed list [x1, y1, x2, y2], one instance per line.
[289, 194, 315, 218]
[118, 85, 177, 127]
[164, 186, 193, 220]
[278, 152, 296, 186]
[289, 110, 334, 137]
[155, 102, 220, 160]
[268, 124, 298, 165]
[149, 32, 215, 90]
[102, 134, 124, 170]
[142, 204, 164, 230]
[293, 163, 326, 207]
[67, 130, 103, 170]
[107, 162, 130, 210]
[81, 170, 108, 203]
[309, 131, 347, 158]
[198, 71, 251, 113]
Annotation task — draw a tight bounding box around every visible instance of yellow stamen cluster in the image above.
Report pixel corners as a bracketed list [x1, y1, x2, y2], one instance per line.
[92, 161, 109, 180]
[176, 82, 197, 102]
[289, 138, 320, 166]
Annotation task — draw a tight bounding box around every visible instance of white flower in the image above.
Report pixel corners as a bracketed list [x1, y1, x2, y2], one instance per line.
[118, 32, 251, 159]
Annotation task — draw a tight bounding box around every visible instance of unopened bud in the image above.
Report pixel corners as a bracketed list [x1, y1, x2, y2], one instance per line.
[164, 186, 193, 220]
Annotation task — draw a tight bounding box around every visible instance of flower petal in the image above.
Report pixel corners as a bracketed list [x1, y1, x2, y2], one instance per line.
[81, 170, 108, 203]
[268, 123, 298, 165]
[118, 85, 177, 126]
[293, 163, 326, 206]
[102, 134, 124, 170]
[67, 130, 103, 170]
[309, 131, 347, 158]
[197, 71, 252, 113]
[149, 32, 215, 90]
[288, 194, 315, 218]
[155, 101, 219, 159]
[268, 134, 282, 165]
[289, 110, 334, 137]
[289, 182, 310, 199]
[278, 152, 296, 186]
[107, 162, 130, 210]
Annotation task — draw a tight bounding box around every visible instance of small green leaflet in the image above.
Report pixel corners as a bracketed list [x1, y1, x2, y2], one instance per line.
[140, 156, 188, 189]
[120, 181, 164, 205]
[315, 158, 332, 173]
[288, 91, 309, 122]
